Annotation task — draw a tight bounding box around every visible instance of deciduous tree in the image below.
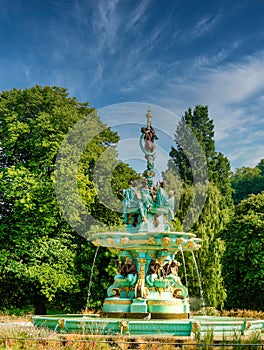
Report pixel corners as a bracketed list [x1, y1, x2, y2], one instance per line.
[230, 163, 264, 204]
[0, 85, 137, 313]
[222, 192, 264, 310]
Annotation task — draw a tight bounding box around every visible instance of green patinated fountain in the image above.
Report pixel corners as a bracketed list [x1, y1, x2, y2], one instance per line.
[33, 109, 264, 337]
[91, 108, 201, 320]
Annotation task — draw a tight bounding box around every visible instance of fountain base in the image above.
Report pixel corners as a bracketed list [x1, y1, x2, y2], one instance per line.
[32, 314, 264, 337]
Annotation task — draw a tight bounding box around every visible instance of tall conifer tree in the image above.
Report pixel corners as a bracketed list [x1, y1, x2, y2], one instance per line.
[169, 105, 233, 308]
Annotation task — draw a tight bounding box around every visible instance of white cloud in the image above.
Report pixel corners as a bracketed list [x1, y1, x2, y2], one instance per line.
[150, 51, 264, 168]
[228, 143, 264, 169]
[90, 0, 150, 56]
[177, 12, 222, 42]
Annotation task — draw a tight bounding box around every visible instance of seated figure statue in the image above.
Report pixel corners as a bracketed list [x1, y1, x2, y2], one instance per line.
[167, 190, 175, 221]
[108, 259, 138, 297]
[155, 181, 168, 208]
[123, 181, 146, 224]
[151, 181, 175, 221]
[146, 259, 161, 287]
[140, 179, 153, 218]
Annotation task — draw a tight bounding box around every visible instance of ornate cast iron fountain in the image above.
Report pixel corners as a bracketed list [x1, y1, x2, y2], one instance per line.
[33, 109, 264, 337]
[91, 108, 201, 319]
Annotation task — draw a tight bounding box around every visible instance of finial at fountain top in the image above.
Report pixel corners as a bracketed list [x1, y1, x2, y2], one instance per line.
[146, 107, 152, 129]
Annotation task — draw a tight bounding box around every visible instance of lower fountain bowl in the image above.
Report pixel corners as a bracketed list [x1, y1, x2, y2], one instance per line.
[32, 314, 264, 337]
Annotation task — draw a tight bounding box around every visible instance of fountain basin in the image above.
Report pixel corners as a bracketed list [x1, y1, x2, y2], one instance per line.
[91, 231, 202, 252]
[32, 314, 264, 337]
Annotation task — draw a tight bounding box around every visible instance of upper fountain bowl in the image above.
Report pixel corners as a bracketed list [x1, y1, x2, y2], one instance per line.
[91, 231, 202, 252]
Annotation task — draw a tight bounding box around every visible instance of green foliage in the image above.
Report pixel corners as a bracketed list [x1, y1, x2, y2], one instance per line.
[257, 158, 264, 176]
[195, 306, 221, 316]
[230, 161, 264, 204]
[222, 192, 264, 311]
[169, 105, 214, 184]
[191, 183, 231, 308]
[0, 85, 138, 314]
[0, 86, 95, 312]
[168, 105, 233, 308]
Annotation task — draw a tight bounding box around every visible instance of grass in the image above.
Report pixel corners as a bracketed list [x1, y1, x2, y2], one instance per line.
[220, 309, 264, 320]
[193, 307, 264, 319]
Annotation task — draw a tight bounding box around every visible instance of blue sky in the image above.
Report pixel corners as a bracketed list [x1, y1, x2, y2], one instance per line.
[1, 0, 264, 171]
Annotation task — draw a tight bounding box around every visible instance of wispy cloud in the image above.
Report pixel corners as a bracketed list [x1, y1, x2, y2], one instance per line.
[192, 41, 242, 69]
[189, 14, 221, 40]
[92, 0, 120, 54]
[154, 51, 264, 168]
[178, 12, 222, 42]
[89, 0, 150, 55]
[228, 143, 264, 169]
[160, 51, 264, 120]
[124, 1, 149, 31]
[200, 57, 264, 105]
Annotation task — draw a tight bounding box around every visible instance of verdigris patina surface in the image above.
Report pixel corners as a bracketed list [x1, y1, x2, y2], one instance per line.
[91, 108, 201, 319]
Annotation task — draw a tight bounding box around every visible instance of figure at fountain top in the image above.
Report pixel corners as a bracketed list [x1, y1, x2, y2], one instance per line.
[141, 107, 158, 151]
[140, 107, 158, 184]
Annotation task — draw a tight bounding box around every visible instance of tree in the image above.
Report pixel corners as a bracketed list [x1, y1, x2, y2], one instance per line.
[169, 105, 233, 308]
[222, 192, 264, 310]
[257, 159, 264, 176]
[230, 162, 264, 204]
[169, 106, 215, 184]
[0, 85, 138, 313]
[0, 165, 79, 313]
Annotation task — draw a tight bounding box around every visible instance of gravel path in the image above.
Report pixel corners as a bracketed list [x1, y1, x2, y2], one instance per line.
[0, 321, 34, 328]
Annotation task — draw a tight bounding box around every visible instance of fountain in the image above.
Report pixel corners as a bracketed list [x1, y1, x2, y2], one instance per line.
[33, 109, 264, 338]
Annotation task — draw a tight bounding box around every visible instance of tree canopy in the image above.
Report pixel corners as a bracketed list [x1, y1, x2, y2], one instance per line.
[222, 192, 264, 310]
[0, 85, 137, 313]
[168, 105, 233, 308]
[230, 161, 264, 204]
